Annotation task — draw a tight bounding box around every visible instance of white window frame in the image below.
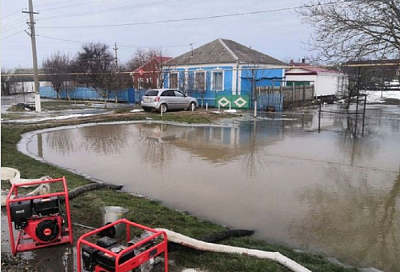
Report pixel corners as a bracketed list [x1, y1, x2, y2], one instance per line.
[195, 69, 206, 91]
[213, 70, 224, 91]
[169, 72, 179, 89]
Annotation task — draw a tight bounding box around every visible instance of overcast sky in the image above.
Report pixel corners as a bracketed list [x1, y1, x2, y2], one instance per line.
[1, 0, 314, 69]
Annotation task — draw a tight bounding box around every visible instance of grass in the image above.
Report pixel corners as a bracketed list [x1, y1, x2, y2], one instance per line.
[1, 112, 359, 272]
[40, 100, 87, 111]
[1, 113, 33, 120]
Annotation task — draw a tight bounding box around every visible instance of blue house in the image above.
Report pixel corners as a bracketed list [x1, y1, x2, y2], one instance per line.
[164, 38, 286, 109]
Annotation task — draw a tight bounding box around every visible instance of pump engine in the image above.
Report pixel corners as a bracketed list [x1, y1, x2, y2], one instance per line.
[10, 196, 64, 244]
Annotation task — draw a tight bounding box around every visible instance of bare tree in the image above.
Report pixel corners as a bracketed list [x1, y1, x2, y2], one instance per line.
[298, 0, 400, 62]
[42, 52, 72, 100]
[127, 48, 170, 89]
[126, 48, 162, 71]
[194, 70, 206, 107]
[109, 63, 133, 103]
[74, 43, 115, 104]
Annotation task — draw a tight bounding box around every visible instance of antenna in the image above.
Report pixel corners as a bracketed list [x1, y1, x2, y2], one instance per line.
[190, 43, 194, 57]
[113, 42, 119, 71]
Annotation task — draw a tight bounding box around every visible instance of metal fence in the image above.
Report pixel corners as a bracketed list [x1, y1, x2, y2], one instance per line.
[40, 86, 135, 103]
[258, 85, 314, 110]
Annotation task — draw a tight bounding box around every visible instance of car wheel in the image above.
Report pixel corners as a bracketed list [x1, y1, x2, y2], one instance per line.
[188, 102, 196, 111]
[159, 104, 168, 113]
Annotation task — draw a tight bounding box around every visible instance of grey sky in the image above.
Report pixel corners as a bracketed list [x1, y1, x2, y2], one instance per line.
[1, 0, 314, 69]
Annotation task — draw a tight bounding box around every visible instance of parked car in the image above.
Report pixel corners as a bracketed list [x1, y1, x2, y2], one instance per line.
[141, 89, 198, 112]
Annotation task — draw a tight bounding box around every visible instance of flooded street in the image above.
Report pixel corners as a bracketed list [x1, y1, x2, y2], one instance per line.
[23, 105, 400, 271]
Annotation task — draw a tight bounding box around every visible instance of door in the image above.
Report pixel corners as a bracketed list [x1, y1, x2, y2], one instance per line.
[174, 90, 188, 109]
[160, 90, 177, 109]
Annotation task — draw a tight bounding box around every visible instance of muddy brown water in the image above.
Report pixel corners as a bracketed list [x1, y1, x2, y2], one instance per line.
[16, 105, 400, 271]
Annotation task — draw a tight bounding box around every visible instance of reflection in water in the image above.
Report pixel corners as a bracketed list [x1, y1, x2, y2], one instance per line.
[45, 129, 78, 156]
[79, 125, 128, 155]
[26, 106, 400, 271]
[290, 171, 400, 271]
[136, 124, 176, 169]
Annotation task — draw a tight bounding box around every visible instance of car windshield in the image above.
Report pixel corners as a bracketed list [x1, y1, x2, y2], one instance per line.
[144, 90, 159, 96]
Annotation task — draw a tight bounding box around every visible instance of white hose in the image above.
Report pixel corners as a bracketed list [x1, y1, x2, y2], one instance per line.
[1, 183, 51, 207]
[156, 228, 312, 272]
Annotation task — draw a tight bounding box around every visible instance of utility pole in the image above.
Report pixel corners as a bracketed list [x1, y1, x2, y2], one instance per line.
[252, 68, 257, 117]
[23, 0, 41, 112]
[113, 42, 119, 71]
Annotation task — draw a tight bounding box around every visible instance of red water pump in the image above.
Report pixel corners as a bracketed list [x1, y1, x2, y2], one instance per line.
[6, 177, 73, 255]
[77, 219, 168, 272]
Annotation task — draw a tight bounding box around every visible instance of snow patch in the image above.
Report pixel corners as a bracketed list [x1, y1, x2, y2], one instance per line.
[4, 113, 96, 123]
[365, 90, 400, 103]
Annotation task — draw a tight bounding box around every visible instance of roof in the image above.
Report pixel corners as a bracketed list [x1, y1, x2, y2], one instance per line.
[285, 67, 341, 75]
[1, 68, 36, 81]
[167, 39, 286, 66]
[134, 56, 172, 72]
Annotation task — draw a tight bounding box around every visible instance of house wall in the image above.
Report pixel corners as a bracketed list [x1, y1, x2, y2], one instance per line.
[163, 65, 284, 108]
[133, 59, 163, 89]
[285, 75, 317, 88]
[6, 81, 53, 94]
[164, 65, 234, 94]
[286, 72, 347, 97]
[315, 73, 342, 97]
[239, 67, 284, 96]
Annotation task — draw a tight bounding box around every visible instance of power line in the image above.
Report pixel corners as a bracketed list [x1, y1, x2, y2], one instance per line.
[37, 0, 185, 21]
[2, 21, 27, 33]
[1, 9, 24, 21]
[38, 0, 112, 11]
[119, 44, 191, 49]
[38, 34, 84, 44]
[38, 34, 191, 49]
[35, 0, 82, 8]
[1, 30, 25, 41]
[1, 16, 26, 29]
[37, 1, 342, 29]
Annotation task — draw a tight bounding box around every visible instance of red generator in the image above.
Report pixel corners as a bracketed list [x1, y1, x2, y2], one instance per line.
[77, 219, 168, 272]
[6, 177, 73, 255]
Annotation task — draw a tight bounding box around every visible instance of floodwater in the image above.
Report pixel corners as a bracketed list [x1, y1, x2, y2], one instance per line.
[23, 105, 400, 271]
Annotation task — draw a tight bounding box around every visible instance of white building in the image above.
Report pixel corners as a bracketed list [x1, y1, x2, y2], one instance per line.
[285, 65, 347, 98]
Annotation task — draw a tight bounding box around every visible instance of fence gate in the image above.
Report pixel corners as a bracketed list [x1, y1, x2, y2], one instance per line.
[258, 93, 284, 111]
[216, 94, 250, 109]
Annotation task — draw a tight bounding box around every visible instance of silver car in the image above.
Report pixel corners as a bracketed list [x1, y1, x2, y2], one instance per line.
[141, 89, 198, 113]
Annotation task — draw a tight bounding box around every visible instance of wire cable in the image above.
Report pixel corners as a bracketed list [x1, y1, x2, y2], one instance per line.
[1, 9, 24, 21]
[1, 30, 25, 41]
[37, 1, 343, 29]
[36, 0, 83, 8]
[38, 0, 185, 21]
[1, 16, 26, 29]
[38, 0, 112, 11]
[38, 34, 192, 49]
[2, 22, 27, 34]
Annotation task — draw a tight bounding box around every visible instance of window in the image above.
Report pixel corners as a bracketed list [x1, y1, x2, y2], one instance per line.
[195, 71, 205, 90]
[170, 73, 178, 89]
[144, 90, 159, 96]
[179, 73, 186, 90]
[188, 73, 194, 90]
[213, 72, 223, 90]
[174, 91, 185, 97]
[161, 90, 175, 96]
